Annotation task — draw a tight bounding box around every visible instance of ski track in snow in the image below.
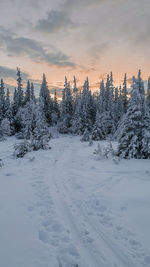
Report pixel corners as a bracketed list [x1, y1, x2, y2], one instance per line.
[0, 136, 150, 267]
[29, 136, 150, 267]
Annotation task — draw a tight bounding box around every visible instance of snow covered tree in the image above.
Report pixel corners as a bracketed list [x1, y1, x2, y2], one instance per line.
[118, 71, 150, 159]
[58, 77, 73, 133]
[4, 88, 13, 135]
[137, 69, 145, 95]
[61, 76, 67, 119]
[146, 76, 150, 109]
[12, 88, 18, 116]
[108, 72, 114, 115]
[39, 73, 53, 125]
[80, 77, 96, 134]
[16, 68, 24, 108]
[113, 86, 123, 126]
[24, 80, 31, 105]
[31, 98, 51, 150]
[0, 79, 5, 122]
[122, 73, 128, 113]
[71, 91, 82, 135]
[92, 111, 113, 140]
[92, 76, 115, 140]
[51, 89, 60, 125]
[4, 89, 11, 118]
[72, 76, 78, 101]
[12, 69, 25, 133]
[97, 80, 105, 114]
[1, 118, 11, 136]
[14, 140, 32, 158]
[31, 82, 36, 102]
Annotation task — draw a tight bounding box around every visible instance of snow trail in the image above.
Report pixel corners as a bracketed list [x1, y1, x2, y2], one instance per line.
[45, 137, 135, 267]
[0, 136, 150, 267]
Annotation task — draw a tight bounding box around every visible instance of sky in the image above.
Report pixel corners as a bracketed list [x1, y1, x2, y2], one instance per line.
[0, 0, 150, 92]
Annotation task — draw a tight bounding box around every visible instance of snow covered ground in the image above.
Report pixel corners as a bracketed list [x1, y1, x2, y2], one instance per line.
[0, 135, 150, 267]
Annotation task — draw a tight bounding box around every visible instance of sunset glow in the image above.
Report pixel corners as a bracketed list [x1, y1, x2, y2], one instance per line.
[0, 0, 150, 92]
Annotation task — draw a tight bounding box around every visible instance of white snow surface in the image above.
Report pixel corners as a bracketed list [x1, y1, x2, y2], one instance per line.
[0, 134, 150, 267]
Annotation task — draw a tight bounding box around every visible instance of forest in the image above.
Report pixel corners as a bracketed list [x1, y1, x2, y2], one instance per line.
[0, 68, 150, 159]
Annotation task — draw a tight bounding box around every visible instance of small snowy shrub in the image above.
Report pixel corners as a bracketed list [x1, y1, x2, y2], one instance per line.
[80, 128, 90, 142]
[31, 136, 51, 151]
[1, 118, 11, 136]
[93, 142, 116, 160]
[31, 132, 51, 151]
[0, 129, 5, 141]
[57, 120, 69, 134]
[14, 140, 32, 158]
[93, 143, 103, 159]
[15, 131, 25, 140]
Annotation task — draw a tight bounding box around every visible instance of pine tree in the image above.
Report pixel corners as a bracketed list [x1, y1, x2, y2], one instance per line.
[58, 77, 73, 132]
[72, 76, 78, 100]
[80, 77, 92, 133]
[31, 98, 51, 150]
[31, 82, 36, 102]
[122, 73, 128, 113]
[108, 72, 114, 115]
[0, 79, 5, 122]
[16, 68, 24, 108]
[24, 80, 31, 105]
[118, 71, 150, 159]
[71, 95, 82, 134]
[113, 86, 123, 125]
[39, 73, 52, 125]
[3, 88, 13, 135]
[12, 88, 18, 116]
[52, 89, 60, 125]
[137, 69, 145, 95]
[98, 80, 105, 114]
[4, 89, 11, 118]
[146, 76, 150, 109]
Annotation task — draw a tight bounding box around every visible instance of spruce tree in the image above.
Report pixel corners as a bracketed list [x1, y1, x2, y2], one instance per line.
[31, 82, 36, 102]
[0, 79, 5, 122]
[52, 89, 60, 125]
[118, 71, 150, 159]
[16, 68, 24, 109]
[98, 80, 105, 114]
[122, 73, 128, 113]
[39, 73, 53, 125]
[58, 77, 73, 132]
[146, 76, 150, 109]
[73, 76, 78, 100]
[31, 98, 51, 150]
[4, 88, 12, 119]
[24, 80, 31, 105]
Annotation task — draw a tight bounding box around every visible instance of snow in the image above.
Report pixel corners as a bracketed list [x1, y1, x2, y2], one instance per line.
[0, 135, 150, 267]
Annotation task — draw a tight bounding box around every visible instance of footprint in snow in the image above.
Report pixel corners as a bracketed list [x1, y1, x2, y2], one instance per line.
[129, 239, 142, 249]
[38, 228, 49, 243]
[42, 218, 52, 227]
[27, 206, 34, 211]
[5, 173, 14, 176]
[120, 206, 127, 212]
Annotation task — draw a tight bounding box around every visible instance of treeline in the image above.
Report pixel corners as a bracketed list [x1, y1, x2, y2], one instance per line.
[0, 68, 150, 158]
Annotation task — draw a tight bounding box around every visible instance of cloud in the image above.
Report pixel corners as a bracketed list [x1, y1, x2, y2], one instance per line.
[88, 42, 110, 62]
[61, 0, 120, 12]
[0, 65, 29, 80]
[0, 28, 76, 68]
[35, 10, 76, 34]
[35, 0, 114, 35]
[61, 0, 105, 11]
